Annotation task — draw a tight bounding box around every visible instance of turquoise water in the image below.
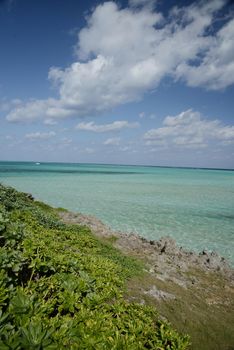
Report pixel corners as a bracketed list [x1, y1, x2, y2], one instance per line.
[0, 161, 234, 264]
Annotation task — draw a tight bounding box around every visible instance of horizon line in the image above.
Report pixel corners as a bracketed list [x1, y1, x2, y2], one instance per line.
[0, 159, 233, 172]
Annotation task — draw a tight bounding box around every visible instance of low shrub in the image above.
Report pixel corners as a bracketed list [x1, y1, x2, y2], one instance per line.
[0, 184, 189, 349]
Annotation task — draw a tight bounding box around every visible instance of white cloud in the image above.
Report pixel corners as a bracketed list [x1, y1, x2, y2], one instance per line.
[5, 135, 13, 140]
[0, 98, 22, 112]
[25, 131, 56, 140]
[139, 111, 156, 119]
[139, 112, 145, 119]
[175, 18, 234, 89]
[61, 137, 72, 145]
[119, 146, 131, 151]
[5, 0, 234, 122]
[44, 118, 58, 126]
[7, 100, 50, 122]
[6, 98, 74, 123]
[145, 139, 167, 147]
[76, 120, 139, 132]
[46, 105, 74, 118]
[84, 147, 95, 154]
[104, 137, 120, 146]
[144, 109, 234, 149]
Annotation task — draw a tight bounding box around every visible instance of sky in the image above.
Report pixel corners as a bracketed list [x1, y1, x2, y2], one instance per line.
[0, 0, 234, 169]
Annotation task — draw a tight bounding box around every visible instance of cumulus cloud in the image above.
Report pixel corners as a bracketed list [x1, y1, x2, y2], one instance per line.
[176, 18, 234, 89]
[104, 137, 121, 146]
[7, 100, 50, 122]
[76, 120, 139, 132]
[5, 0, 234, 122]
[6, 98, 73, 122]
[144, 109, 234, 149]
[25, 131, 56, 140]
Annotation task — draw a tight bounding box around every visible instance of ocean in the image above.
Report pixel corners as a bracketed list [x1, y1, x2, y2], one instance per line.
[0, 161, 233, 264]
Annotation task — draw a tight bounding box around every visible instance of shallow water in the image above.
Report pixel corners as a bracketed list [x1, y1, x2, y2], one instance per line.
[0, 161, 233, 264]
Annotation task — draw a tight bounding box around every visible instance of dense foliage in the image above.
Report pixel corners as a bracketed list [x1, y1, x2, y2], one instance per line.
[0, 184, 189, 349]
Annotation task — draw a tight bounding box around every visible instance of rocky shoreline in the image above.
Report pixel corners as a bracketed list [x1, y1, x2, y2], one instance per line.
[59, 211, 234, 288]
[59, 211, 234, 350]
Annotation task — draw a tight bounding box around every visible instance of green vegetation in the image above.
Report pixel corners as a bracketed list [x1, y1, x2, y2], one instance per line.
[0, 184, 189, 349]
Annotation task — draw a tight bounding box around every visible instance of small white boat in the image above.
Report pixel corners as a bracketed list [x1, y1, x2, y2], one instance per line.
[35, 162, 40, 165]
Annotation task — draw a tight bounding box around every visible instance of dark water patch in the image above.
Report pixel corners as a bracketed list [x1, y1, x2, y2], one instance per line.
[195, 212, 234, 221]
[0, 168, 141, 176]
[207, 213, 234, 220]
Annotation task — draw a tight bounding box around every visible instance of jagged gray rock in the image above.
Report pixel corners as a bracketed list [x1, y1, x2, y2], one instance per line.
[59, 211, 234, 287]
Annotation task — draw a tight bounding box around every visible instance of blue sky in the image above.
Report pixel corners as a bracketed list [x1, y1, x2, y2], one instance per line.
[0, 0, 234, 168]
